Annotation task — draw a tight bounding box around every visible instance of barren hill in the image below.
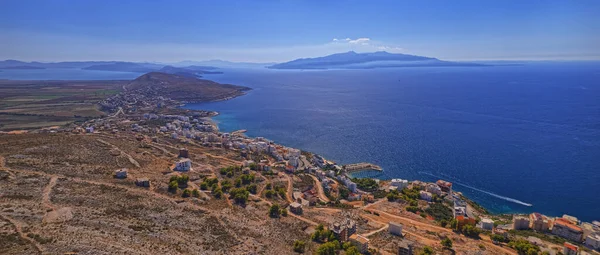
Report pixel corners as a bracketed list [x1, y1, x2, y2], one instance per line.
[126, 72, 250, 102]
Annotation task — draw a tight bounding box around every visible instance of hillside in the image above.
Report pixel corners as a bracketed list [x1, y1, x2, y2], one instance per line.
[126, 72, 250, 102]
[269, 51, 484, 69]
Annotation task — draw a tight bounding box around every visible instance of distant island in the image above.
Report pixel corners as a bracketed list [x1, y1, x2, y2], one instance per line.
[0, 60, 222, 76]
[269, 51, 485, 69]
[0, 65, 46, 70]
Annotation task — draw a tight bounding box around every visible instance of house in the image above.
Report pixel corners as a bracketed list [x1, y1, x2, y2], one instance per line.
[513, 215, 531, 230]
[563, 242, 579, 255]
[585, 233, 600, 250]
[349, 234, 369, 254]
[289, 202, 302, 214]
[331, 219, 357, 242]
[479, 218, 494, 231]
[135, 178, 150, 187]
[436, 180, 453, 193]
[178, 148, 189, 158]
[425, 183, 442, 196]
[390, 179, 409, 190]
[398, 239, 414, 255]
[419, 191, 432, 202]
[388, 222, 403, 236]
[530, 212, 550, 232]
[114, 168, 127, 179]
[293, 192, 304, 201]
[174, 158, 192, 172]
[563, 215, 580, 225]
[553, 218, 584, 242]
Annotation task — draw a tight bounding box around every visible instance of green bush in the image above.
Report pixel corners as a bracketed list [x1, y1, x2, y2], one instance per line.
[269, 204, 281, 218]
[191, 189, 200, 198]
[293, 240, 305, 253]
[182, 189, 191, 198]
[441, 237, 452, 249]
[246, 184, 257, 194]
[168, 180, 178, 191]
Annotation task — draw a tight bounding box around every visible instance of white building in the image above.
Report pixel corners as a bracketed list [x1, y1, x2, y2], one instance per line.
[419, 191, 432, 202]
[586, 233, 600, 250]
[480, 218, 494, 231]
[389, 222, 403, 236]
[391, 179, 409, 190]
[174, 158, 192, 172]
[426, 183, 442, 195]
[513, 216, 531, 230]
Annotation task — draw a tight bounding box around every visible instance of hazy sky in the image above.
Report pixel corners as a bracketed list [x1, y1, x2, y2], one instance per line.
[1, 0, 599, 62]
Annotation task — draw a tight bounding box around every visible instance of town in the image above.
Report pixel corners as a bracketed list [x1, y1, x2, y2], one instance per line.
[1, 72, 599, 255]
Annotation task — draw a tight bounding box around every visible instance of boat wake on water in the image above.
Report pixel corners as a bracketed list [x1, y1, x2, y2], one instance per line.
[418, 171, 533, 207]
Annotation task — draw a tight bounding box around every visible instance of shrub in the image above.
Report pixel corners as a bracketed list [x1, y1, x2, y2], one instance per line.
[200, 182, 208, 190]
[221, 180, 233, 192]
[213, 188, 223, 199]
[230, 188, 249, 205]
[269, 204, 281, 218]
[441, 237, 452, 249]
[246, 184, 257, 194]
[280, 208, 288, 216]
[265, 190, 275, 198]
[182, 189, 191, 198]
[168, 180, 178, 191]
[293, 240, 305, 253]
[419, 246, 434, 255]
[191, 189, 200, 198]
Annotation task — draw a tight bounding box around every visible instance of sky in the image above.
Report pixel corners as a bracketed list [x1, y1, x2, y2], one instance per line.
[1, 0, 599, 63]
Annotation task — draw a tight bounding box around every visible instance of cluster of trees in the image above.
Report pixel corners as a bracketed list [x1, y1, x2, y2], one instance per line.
[200, 177, 219, 190]
[168, 174, 190, 191]
[265, 184, 287, 199]
[219, 165, 241, 178]
[508, 239, 541, 255]
[229, 187, 250, 205]
[425, 203, 453, 222]
[448, 219, 481, 238]
[490, 234, 510, 243]
[182, 188, 201, 198]
[351, 178, 379, 192]
[268, 204, 288, 218]
[311, 224, 336, 243]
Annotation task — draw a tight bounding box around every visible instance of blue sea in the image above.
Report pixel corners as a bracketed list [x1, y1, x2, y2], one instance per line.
[2, 65, 599, 221]
[185, 63, 600, 222]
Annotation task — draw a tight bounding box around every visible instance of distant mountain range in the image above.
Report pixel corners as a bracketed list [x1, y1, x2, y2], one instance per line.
[171, 60, 276, 69]
[0, 60, 224, 77]
[268, 51, 485, 69]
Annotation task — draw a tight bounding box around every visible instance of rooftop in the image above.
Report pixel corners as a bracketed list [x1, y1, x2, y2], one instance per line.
[564, 242, 578, 251]
[555, 218, 583, 232]
[349, 234, 369, 244]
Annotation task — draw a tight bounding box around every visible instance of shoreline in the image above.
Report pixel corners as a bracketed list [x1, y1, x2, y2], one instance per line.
[182, 101, 590, 223]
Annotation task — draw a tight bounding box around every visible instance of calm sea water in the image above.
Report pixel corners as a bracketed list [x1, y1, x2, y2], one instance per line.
[2, 65, 598, 221]
[186, 63, 600, 222]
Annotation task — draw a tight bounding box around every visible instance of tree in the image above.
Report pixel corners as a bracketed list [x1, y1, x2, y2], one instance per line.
[280, 208, 288, 216]
[266, 183, 272, 190]
[449, 219, 458, 230]
[441, 237, 453, 249]
[508, 239, 540, 255]
[213, 187, 223, 199]
[168, 180, 178, 191]
[316, 242, 336, 255]
[265, 190, 275, 198]
[230, 188, 249, 205]
[200, 182, 208, 190]
[246, 184, 257, 194]
[221, 180, 233, 192]
[419, 246, 434, 255]
[177, 174, 189, 185]
[461, 224, 481, 238]
[191, 189, 200, 198]
[182, 189, 191, 198]
[269, 204, 281, 218]
[293, 240, 305, 253]
[346, 246, 361, 255]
